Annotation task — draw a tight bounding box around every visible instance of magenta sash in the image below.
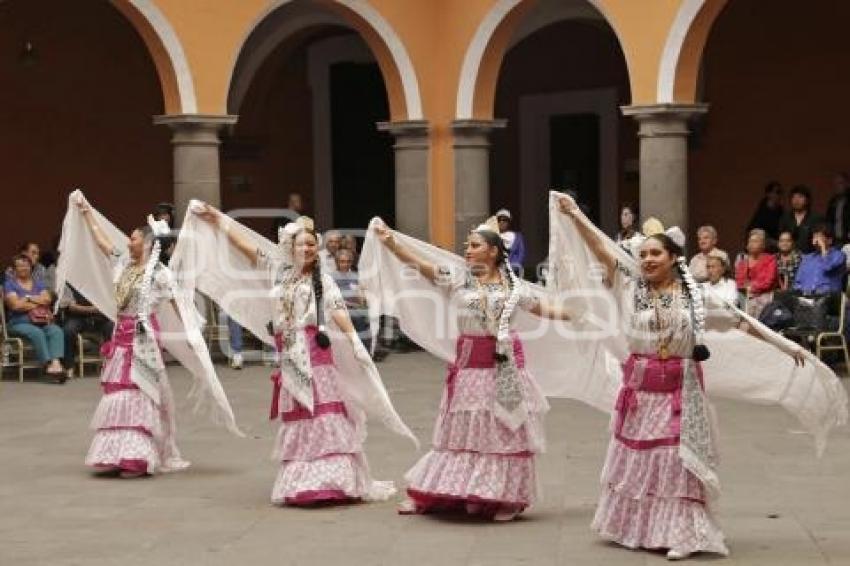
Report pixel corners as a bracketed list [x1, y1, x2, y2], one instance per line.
[614, 353, 704, 449]
[445, 333, 526, 411]
[100, 314, 161, 394]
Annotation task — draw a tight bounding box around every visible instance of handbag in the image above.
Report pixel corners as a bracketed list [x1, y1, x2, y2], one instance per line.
[28, 305, 54, 326]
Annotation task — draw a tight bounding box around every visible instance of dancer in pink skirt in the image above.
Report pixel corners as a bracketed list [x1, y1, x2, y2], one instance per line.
[368, 217, 572, 521]
[554, 193, 816, 560]
[186, 205, 415, 506]
[58, 192, 240, 478]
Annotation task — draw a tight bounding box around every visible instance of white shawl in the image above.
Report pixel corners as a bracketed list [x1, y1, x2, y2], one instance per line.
[547, 190, 848, 455]
[169, 203, 418, 450]
[358, 217, 624, 412]
[55, 191, 243, 437]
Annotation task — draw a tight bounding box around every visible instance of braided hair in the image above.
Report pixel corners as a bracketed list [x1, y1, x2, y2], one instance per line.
[646, 233, 710, 362]
[295, 227, 331, 350]
[472, 228, 521, 363]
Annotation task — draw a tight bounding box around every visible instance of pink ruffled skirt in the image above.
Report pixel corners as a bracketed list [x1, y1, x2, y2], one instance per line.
[85, 315, 175, 476]
[405, 334, 548, 517]
[270, 327, 370, 505]
[591, 354, 728, 555]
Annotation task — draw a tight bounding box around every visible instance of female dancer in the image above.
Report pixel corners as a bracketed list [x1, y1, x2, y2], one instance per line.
[368, 217, 573, 521]
[187, 204, 415, 505]
[60, 193, 239, 478]
[553, 192, 844, 560]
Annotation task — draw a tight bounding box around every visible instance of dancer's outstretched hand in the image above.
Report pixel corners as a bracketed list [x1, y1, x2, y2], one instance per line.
[374, 221, 395, 247]
[557, 193, 578, 216]
[192, 202, 221, 225]
[73, 192, 91, 214]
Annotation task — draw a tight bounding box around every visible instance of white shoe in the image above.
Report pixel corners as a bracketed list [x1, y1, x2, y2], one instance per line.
[230, 353, 243, 370]
[666, 549, 691, 561]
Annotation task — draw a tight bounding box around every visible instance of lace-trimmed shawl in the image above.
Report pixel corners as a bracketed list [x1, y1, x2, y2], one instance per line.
[170, 203, 417, 448]
[55, 190, 243, 437]
[547, 190, 847, 458]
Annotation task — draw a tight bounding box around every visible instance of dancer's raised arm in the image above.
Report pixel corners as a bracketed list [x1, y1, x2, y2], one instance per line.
[374, 223, 440, 283]
[556, 193, 617, 284]
[193, 203, 259, 266]
[75, 196, 114, 256]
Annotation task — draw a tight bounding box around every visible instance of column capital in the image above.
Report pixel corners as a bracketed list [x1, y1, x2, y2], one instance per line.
[451, 118, 507, 134]
[154, 114, 238, 147]
[621, 104, 707, 138]
[451, 119, 507, 149]
[377, 120, 430, 149]
[153, 113, 238, 129]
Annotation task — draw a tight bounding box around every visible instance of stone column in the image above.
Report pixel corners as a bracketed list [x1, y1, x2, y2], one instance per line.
[377, 120, 430, 240]
[452, 119, 506, 251]
[153, 114, 238, 223]
[621, 104, 708, 233]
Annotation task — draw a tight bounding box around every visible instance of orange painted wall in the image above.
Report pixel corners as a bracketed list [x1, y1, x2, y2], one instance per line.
[689, 0, 850, 252]
[0, 0, 171, 263]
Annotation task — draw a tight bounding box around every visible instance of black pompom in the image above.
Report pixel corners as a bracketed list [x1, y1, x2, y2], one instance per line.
[692, 344, 710, 362]
[494, 352, 508, 364]
[316, 331, 331, 350]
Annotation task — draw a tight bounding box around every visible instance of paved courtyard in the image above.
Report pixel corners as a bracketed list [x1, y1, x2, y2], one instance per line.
[1, 351, 848, 566]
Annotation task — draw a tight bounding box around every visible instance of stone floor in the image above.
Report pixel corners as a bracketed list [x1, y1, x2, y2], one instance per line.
[0, 351, 848, 566]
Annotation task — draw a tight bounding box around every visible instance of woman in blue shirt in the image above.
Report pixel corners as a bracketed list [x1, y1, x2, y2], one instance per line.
[3, 254, 65, 381]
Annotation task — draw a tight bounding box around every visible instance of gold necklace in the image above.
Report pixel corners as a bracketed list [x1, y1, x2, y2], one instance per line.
[650, 280, 678, 360]
[115, 263, 145, 311]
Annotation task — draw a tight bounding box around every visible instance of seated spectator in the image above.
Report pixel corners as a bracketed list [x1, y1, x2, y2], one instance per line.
[746, 181, 784, 241]
[320, 230, 342, 274]
[6, 242, 46, 283]
[776, 230, 802, 291]
[223, 312, 244, 370]
[688, 225, 729, 282]
[3, 254, 65, 382]
[340, 234, 359, 257]
[60, 284, 114, 378]
[778, 185, 822, 254]
[793, 224, 846, 295]
[703, 255, 738, 306]
[735, 229, 777, 318]
[331, 249, 370, 352]
[496, 209, 526, 274]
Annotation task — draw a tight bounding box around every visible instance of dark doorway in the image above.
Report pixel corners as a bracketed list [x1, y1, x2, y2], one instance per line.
[550, 113, 600, 224]
[330, 61, 395, 230]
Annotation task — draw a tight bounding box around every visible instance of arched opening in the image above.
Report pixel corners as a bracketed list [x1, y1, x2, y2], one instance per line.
[475, 0, 634, 269]
[0, 0, 176, 258]
[686, 0, 850, 249]
[223, 1, 422, 238]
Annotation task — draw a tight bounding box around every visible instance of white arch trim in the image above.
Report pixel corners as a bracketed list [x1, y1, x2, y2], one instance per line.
[126, 0, 197, 113]
[225, 0, 422, 120]
[657, 0, 705, 103]
[456, 0, 614, 119]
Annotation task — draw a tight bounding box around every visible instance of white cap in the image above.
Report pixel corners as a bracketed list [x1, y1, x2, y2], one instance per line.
[495, 209, 511, 220]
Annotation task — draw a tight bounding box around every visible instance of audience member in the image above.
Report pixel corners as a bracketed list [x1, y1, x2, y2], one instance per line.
[60, 284, 113, 378]
[3, 254, 64, 381]
[746, 181, 784, 241]
[703, 255, 738, 306]
[271, 192, 305, 239]
[778, 185, 822, 254]
[776, 230, 802, 291]
[793, 224, 846, 295]
[825, 172, 850, 245]
[331, 249, 370, 352]
[614, 204, 638, 246]
[496, 209, 526, 273]
[688, 225, 729, 282]
[320, 230, 342, 274]
[735, 229, 777, 318]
